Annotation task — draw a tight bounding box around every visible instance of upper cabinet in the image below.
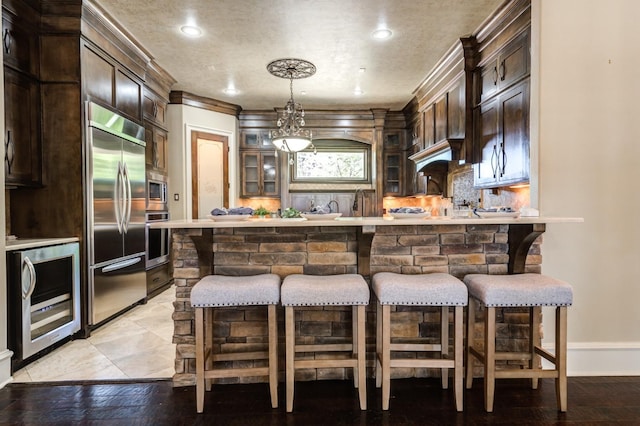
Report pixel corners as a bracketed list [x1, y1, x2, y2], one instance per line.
[142, 65, 173, 176]
[473, 27, 530, 189]
[383, 130, 405, 196]
[239, 130, 280, 198]
[143, 86, 168, 128]
[2, 3, 42, 188]
[477, 29, 530, 104]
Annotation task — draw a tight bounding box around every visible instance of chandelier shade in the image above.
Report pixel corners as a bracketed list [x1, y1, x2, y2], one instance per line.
[267, 58, 316, 153]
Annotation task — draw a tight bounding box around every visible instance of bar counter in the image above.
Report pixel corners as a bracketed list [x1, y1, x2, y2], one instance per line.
[154, 215, 582, 386]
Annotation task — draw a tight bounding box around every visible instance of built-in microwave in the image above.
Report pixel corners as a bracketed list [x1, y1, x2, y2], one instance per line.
[147, 171, 168, 211]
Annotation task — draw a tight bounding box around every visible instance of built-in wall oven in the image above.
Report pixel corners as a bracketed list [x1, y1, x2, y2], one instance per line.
[7, 241, 81, 372]
[145, 171, 171, 296]
[146, 211, 170, 269]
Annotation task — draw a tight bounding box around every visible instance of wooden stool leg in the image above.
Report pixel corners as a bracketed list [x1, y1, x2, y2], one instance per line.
[357, 305, 367, 410]
[530, 306, 541, 389]
[195, 307, 205, 413]
[285, 306, 295, 413]
[466, 298, 476, 389]
[268, 304, 278, 409]
[441, 306, 449, 389]
[454, 305, 464, 412]
[205, 307, 213, 391]
[381, 304, 391, 410]
[352, 305, 359, 389]
[556, 306, 568, 412]
[375, 300, 383, 388]
[484, 306, 496, 413]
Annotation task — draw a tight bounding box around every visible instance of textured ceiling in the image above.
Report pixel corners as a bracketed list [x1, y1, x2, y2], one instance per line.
[93, 0, 504, 110]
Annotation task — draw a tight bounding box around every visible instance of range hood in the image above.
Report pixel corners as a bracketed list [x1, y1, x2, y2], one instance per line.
[408, 138, 464, 172]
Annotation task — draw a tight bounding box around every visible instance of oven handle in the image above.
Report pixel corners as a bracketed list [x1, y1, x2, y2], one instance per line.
[22, 256, 37, 300]
[101, 257, 141, 273]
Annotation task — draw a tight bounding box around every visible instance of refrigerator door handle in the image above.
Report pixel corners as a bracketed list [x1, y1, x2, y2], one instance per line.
[122, 162, 132, 233]
[114, 161, 123, 234]
[21, 256, 37, 300]
[101, 256, 141, 273]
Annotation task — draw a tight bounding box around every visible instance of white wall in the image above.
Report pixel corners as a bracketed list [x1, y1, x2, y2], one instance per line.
[166, 104, 238, 220]
[535, 0, 640, 375]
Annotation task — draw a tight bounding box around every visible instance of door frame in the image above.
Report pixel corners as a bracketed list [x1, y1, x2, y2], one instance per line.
[190, 131, 229, 219]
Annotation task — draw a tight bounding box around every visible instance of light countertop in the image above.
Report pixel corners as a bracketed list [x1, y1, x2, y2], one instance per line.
[150, 216, 584, 229]
[5, 237, 80, 251]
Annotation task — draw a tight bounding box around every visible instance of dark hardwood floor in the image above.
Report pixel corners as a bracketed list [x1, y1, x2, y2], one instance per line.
[1, 376, 639, 425]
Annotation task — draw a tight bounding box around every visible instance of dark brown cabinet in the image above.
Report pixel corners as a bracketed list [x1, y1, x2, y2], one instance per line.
[145, 125, 168, 174]
[478, 29, 530, 104]
[4, 67, 41, 187]
[240, 130, 273, 150]
[143, 88, 168, 127]
[240, 151, 279, 198]
[3, 4, 41, 188]
[383, 131, 405, 196]
[474, 80, 529, 188]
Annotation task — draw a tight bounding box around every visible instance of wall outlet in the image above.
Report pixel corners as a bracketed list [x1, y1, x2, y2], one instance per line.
[174, 193, 179, 201]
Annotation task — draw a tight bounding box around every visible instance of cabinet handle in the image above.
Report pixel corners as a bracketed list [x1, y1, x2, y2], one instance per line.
[492, 66, 498, 85]
[491, 144, 498, 179]
[22, 257, 37, 300]
[500, 142, 506, 176]
[2, 29, 11, 55]
[152, 140, 159, 168]
[5, 130, 14, 174]
[152, 100, 158, 118]
[499, 62, 506, 81]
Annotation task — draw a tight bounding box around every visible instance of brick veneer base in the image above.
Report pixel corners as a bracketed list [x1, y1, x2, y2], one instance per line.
[171, 224, 541, 387]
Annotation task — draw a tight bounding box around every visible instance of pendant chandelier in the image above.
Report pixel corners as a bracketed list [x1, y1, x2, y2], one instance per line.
[267, 58, 316, 153]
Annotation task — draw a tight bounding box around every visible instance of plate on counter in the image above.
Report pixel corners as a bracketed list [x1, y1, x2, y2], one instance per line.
[301, 213, 342, 220]
[389, 212, 432, 219]
[207, 214, 252, 222]
[474, 211, 520, 219]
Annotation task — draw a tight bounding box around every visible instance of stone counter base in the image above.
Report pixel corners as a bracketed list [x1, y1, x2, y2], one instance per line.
[171, 224, 541, 387]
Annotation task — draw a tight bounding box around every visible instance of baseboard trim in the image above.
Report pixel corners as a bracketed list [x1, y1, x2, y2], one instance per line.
[0, 349, 14, 389]
[542, 341, 640, 376]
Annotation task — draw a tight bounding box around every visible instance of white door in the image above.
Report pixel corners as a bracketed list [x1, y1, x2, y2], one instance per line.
[192, 131, 228, 218]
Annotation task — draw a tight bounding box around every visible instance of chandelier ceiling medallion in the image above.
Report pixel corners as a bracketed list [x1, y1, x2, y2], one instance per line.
[267, 58, 316, 154]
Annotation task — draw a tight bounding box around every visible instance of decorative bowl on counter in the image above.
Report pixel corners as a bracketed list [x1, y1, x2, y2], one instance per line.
[206, 214, 252, 222]
[301, 213, 342, 220]
[389, 212, 432, 219]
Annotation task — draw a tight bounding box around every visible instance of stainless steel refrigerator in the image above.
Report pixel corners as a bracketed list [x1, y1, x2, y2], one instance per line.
[86, 102, 147, 326]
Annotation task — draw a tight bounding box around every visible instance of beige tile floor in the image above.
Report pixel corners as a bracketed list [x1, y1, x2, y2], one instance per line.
[12, 285, 176, 383]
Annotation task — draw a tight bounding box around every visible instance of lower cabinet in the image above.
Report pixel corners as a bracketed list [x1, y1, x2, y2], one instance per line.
[474, 80, 529, 188]
[4, 66, 41, 187]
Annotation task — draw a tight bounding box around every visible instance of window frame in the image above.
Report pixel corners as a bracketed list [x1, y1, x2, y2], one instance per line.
[290, 139, 372, 184]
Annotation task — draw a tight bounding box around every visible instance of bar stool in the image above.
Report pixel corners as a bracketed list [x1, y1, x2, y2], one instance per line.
[464, 273, 573, 412]
[190, 273, 280, 413]
[280, 274, 370, 412]
[372, 272, 468, 411]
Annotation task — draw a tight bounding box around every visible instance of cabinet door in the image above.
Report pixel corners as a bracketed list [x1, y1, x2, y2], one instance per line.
[2, 10, 38, 76]
[473, 98, 499, 187]
[240, 130, 273, 150]
[423, 105, 435, 147]
[434, 95, 447, 143]
[4, 67, 41, 187]
[115, 69, 142, 121]
[498, 81, 529, 185]
[497, 30, 530, 94]
[143, 88, 167, 126]
[240, 151, 279, 198]
[145, 124, 168, 174]
[241, 152, 261, 197]
[261, 152, 279, 197]
[383, 152, 402, 196]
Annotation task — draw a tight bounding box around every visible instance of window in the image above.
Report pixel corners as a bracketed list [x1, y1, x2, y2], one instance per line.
[291, 139, 371, 183]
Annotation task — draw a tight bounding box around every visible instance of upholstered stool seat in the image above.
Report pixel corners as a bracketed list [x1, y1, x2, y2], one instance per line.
[464, 273, 573, 412]
[281, 274, 369, 412]
[190, 274, 281, 413]
[372, 272, 468, 411]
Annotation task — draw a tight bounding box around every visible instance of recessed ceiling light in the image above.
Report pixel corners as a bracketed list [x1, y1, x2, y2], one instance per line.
[372, 28, 392, 40]
[359, 67, 366, 73]
[223, 87, 238, 95]
[354, 88, 364, 96]
[181, 25, 202, 37]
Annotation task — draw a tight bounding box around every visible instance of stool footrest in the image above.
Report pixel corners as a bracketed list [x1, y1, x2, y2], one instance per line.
[391, 343, 442, 352]
[296, 358, 358, 369]
[295, 343, 352, 353]
[205, 366, 270, 379]
[390, 358, 454, 369]
[535, 346, 557, 363]
[495, 352, 533, 361]
[495, 369, 559, 379]
[212, 351, 269, 362]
